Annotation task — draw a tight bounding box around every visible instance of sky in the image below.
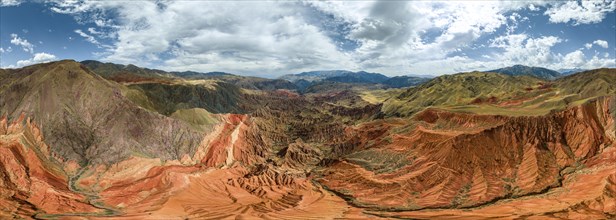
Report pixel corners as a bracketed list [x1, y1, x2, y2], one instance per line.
[1, 0, 615, 77]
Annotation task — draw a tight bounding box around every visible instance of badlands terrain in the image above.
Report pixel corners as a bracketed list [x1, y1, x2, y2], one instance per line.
[1, 60, 615, 219]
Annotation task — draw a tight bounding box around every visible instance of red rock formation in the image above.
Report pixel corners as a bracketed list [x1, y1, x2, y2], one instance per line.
[318, 97, 615, 213]
[0, 115, 101, 218]
[2, 68, 614, 220]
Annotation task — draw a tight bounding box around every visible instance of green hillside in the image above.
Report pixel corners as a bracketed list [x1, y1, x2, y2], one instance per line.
[383, 72, 543, 116]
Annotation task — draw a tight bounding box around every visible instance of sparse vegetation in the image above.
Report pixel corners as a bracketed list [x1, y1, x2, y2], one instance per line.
[160, 122, 201, 160]
[49, 111, 104, 166]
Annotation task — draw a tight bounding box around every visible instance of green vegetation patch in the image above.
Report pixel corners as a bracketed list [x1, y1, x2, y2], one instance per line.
[170, 108, 219, 131]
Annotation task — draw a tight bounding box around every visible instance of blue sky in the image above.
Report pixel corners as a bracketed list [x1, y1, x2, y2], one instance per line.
[1, 0, 615, 77]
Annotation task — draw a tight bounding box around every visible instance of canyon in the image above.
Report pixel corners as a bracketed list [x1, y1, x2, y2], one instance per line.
[1, 60, 615, 219]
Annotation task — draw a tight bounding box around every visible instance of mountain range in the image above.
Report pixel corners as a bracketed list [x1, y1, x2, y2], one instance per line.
[1, 60, 615, 219]
[81, 61, 574, 92]
[486, 64, 562, 80]
[279, 70, 431, 91]
[558, 68, 588, 76]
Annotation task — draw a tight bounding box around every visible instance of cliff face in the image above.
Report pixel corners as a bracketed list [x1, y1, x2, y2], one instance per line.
[318, 96, 615, 212]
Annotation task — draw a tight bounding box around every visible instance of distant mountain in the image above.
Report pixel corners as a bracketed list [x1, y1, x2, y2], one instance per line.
[382, 76, 431, 88]
[280, 70, 429, 91]
[326, 71, 389, 84]
[171, 70, 297, 90]
[80, 60, 174, 81]
[173, 71, 234, 78]
[280, 70, 388, 84]
[487, 65, 561, 80]
[81, 60, 296, 90]
[405, 74, 435, 78]
[558, 68, 587, 76]
[279, 70, 355, 83]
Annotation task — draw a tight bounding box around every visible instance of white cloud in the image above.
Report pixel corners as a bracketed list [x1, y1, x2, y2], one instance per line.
[10, 33, 34, 53]
[585, 43, 593, 49]
[593, 39, 609, 48]
[0, 0, 21, 7]
[545, 1, 616, 25]
[340, 1, 536, 74]
[15, 52, 58, 67]
[74, 29, 101, 46]
[585, 39, 610, 50]
[585, 54, 616, 68]
[87, 27, 101, 35]
[48, 1, 357, 74]
[563, 50, 586, 67]
[489, 34, 562, 67]
[43, 0, 614, 76]
[490, 34, 528, 48]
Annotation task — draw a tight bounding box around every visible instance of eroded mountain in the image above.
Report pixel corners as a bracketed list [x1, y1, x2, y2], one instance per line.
[1, 60, 615, 219]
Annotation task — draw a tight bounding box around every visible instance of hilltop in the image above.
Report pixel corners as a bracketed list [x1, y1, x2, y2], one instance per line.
[0, 60, 204, 164]
[383, 71, 543, 116]
[80, 60, 297, 90]
[487, 64, 561, 80]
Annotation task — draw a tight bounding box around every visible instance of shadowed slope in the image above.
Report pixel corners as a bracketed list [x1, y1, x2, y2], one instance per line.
[0, 60, 203, 164]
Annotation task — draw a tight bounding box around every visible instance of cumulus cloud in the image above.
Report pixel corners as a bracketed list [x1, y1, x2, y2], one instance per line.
[42, 0, 615, 76]
[584, 54, 616, 68]
[342, 1, 535, 74]
[15, 52, 58, 67]
[10, 33, 34, 53]
[47, 1, 357, 74]
[489, 34, 562, 67]
[545, 1, 616, 25]
[563, 50, 586, 67]
[593, 39, 609, 48]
